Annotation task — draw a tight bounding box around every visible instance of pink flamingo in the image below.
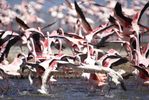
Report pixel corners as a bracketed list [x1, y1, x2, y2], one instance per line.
[74, 1, 115, 45]
[48, 34, 86, 55]
[25, 54, 70, 94]
[133, 65, 149, 85]
[0, 35, 23, 64]
[120, 32, 149, 85]
[98, 49, 128, 68]
[0, 30, 20, 64]
[0, 53, 26, 77]
[112, 1, 149, 41]
[16, 17, 46, 62]
[57, 60, 125, 89]
[130, 35, 149, 67]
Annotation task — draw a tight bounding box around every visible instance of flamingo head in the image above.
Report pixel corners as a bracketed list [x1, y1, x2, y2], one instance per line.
[17, 53, 26, 60]
[57, 28, 64, 35]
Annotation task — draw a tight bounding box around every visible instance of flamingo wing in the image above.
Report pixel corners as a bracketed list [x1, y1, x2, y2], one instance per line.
[16, 17, 29, 30]
[0, 36, 21, 62]
[133, 65, 149, 78]
[114, 2, 132, 25]
[137, 1, 149, 24]
[74, 1, 92, 33]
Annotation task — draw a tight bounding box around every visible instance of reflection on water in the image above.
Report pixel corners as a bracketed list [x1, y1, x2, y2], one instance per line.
[0, 77, 149, 100]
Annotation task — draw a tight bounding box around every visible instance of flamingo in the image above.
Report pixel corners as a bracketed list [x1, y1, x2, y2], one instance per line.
[48, 34, 86, 55]
[22, 59, 55, 94]
[74, 1, 115, 44]
[0, 30, 19, 46]
[130, 35, 149, 67]
[0, 53, 26, 77]
[133, 65, 149, 85]
[111, 1, 149, 41]
[24, 54, 71, 94]
[0, 30, 21, 64]
[97, 49, 128, 68]
[15, 17, 47, 62]
[72, 43, 126, 90]
[57, 60, 125, 89]
[80, 43, 107, 87]
[128, 35, 149, 83]
[0, 35, 22, 64]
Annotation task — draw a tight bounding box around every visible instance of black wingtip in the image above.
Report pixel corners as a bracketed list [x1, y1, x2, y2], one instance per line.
[115, 2, 122, 10]
[74, 1, 85, 19]
[74, 1, 78, 9]
[108, 15, 116, 23]
[15, 17, 29, 29]
[114, 2, 132, 24]
[74, 0, 92, 32]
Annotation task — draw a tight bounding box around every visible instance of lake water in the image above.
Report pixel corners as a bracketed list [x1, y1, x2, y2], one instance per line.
[1, 77, 149, 100]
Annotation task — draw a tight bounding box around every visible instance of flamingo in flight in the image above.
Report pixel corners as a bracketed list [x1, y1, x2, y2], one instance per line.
[75, 43, 126, 91]
[110, 1, 149, 42]
[15, 17, 47, 62]
[24, 54, 75, 94]
[128, 34, 149, 84]
[0, 35, 23, 64]
[0, 0, 149, 95]
[0, 53, 27, 77]
[98, 49, 128, 68]
[133, 65, 149, 85]
[74, 1, 115, 45]
[130, 35, 149, 67]
[57, 59, 126, 91]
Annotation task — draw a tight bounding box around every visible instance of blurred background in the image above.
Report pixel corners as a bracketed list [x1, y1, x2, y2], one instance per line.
[0, 0, 149, 32]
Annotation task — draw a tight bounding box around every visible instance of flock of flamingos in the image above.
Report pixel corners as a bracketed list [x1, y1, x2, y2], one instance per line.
[0, 1, 149, 95]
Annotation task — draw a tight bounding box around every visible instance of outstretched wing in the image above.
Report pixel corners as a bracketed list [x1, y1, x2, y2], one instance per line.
[74, 1, 92, 33]
[16, 17, 29, 29]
